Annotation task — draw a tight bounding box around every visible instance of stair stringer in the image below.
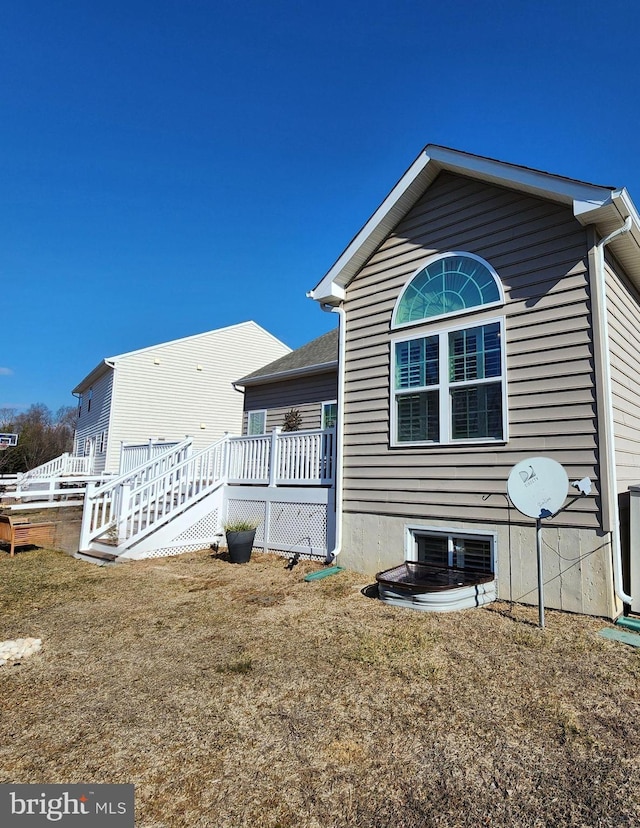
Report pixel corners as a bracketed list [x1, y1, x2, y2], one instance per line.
[117, 484, 226, 560]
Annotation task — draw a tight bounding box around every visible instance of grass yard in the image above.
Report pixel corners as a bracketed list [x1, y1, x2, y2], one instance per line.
[1, 546, 639, 828]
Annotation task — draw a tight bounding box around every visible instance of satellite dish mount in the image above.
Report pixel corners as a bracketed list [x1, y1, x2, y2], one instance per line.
[507, 457, 570, 628]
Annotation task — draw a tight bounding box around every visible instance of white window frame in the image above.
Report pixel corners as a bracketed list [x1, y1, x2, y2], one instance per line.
[404, 524, 497, 576]
[247, 410, 267, 436]
[392, 250, 505, 330]
[321, 400, 338, 430]
[390, 315, 508, 447]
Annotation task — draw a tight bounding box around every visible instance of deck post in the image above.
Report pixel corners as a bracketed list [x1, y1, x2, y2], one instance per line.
[79, 482, 96, 550]
[117, 483, 132, 543]
[268, 428, 280, 487]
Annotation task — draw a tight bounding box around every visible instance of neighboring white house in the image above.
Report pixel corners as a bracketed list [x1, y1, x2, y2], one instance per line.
[72, 322, 291, 474]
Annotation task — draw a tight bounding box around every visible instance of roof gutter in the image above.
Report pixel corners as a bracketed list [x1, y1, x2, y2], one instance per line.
[595, 216, 633, 607]
[233, 361, 338, 390]
[71, 358, 116, 395]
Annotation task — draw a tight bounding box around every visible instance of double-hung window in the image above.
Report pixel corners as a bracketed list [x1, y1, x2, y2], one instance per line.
[391, 253, 506, 446]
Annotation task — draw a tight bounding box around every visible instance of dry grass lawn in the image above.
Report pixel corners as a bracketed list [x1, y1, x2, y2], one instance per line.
[1, 545, 639, 827]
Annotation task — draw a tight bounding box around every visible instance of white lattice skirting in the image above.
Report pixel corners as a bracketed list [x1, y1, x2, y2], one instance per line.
[131, 507, 221, 559]
[123, 486, 333, 561]
[225, 486, 332, 559]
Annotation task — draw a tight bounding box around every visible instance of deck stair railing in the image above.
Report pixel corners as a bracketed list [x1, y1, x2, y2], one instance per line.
[80, 428, 335, 553]
[80, 435, 224, 551]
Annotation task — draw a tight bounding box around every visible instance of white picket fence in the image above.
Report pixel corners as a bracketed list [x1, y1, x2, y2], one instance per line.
[80, 428, 335, 553]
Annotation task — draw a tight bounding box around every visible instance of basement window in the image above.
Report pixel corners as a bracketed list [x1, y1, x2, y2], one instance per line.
[408, 528, 494, 575]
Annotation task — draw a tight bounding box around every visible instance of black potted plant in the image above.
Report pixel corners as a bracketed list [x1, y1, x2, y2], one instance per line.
[224, 519, 259, 564]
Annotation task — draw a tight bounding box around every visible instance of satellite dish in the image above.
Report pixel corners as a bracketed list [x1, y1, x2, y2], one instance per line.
[507, 456, 569, 519]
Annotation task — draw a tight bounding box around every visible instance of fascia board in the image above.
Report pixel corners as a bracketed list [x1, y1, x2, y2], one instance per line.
[71, 359, 115, 395]
[308, 144, 618, 303]
[428, 145, 614, 208]
[235, 361, 338, 388]
[107, 321, 290, 362]
[599, 189, 640, 287]
[309, 151, 438, 302]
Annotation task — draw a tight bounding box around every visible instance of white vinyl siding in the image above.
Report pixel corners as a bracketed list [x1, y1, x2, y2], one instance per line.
[73, 368, 113, 475]
[76, 322, 290, 474]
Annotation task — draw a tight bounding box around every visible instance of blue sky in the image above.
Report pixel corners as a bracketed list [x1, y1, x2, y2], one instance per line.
[1, 0, 639, 412]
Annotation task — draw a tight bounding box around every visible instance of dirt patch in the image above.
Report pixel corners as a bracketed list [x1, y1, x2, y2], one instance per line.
[0, 506, 82, 555]
[1, 546, 639, 827]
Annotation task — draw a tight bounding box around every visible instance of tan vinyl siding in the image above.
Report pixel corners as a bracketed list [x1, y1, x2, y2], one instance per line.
[605, 256, 640, 492]
[342, 171, 599, 530]
[104, 323, 290, 473]
[242, 372, 338, 433]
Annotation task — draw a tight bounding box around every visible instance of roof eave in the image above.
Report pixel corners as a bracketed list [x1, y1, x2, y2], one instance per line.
[235, 361, 338, 388]
[71, 359, 115, 394]
[309, 145, 621, 302]
[587, 189, 640, 286]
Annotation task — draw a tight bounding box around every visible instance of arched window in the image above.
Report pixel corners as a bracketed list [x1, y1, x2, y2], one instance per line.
[391, 253, 506, 445]
[393, 252, 503, 327]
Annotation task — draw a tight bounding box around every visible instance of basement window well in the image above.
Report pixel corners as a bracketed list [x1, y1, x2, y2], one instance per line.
[376, 528, 497, 612]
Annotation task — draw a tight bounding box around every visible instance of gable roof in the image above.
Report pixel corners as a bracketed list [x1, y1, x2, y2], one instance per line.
[72, 321, 290, 394]
[235, 328, 338, 387]
[309, 145, 640, 303]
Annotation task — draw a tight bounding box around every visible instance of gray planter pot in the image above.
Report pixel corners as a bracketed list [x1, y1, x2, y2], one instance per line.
[226, 529, 256, 564]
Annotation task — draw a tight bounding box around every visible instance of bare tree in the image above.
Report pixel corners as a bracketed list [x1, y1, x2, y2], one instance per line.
[0, 404, 76, 474]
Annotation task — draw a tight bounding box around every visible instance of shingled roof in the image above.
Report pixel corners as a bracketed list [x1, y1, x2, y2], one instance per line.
[235, 328, 338, 386]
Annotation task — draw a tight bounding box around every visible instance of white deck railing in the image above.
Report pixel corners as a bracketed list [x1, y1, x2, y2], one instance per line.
[80, 428, 335, 551]
[275, 429, 335, 485]
[80, 435, 226, 550]
[18, 451, 94, 481]
[119, 439, 183, 475]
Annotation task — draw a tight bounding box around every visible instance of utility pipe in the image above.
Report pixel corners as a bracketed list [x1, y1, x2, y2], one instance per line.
[321, 303, 346, 564]
[596, 216, 633, 605]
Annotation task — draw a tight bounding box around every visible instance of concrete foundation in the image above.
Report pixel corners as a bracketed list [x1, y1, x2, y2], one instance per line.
[341, 511, 618, 618]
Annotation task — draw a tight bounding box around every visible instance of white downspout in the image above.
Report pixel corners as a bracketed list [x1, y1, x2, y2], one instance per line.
[322, 303, 345, 564]
[596, 216, 633, 605]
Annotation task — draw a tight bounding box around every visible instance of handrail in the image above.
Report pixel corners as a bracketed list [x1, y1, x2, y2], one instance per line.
[114, 436, 230, 550]
[275, 428, 335, 484]
[80, 428, 336, 552]
[92, 437, 193, 497]
[82, 435, 226, 548]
